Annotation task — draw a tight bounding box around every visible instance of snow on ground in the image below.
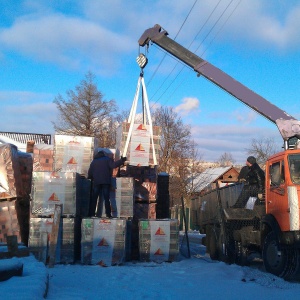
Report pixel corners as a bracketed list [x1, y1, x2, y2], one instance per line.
[1, 232, 300, 300]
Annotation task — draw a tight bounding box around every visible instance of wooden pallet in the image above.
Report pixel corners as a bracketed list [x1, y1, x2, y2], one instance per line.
[0, 235, 29, 259]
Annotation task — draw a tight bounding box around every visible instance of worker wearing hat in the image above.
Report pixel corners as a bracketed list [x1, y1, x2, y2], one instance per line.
[233, 156, 265, 208]
[88, 150, 126, 218]
[246, 156, 265, 201]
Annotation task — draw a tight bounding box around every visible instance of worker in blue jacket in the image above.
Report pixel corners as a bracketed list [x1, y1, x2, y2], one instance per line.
[88, 150, 126, 218]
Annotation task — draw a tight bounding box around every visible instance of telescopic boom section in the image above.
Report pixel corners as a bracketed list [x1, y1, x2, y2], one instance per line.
[138, 24, 300, 142]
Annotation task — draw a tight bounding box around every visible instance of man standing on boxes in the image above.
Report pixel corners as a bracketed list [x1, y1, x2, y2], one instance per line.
[88, 150, 126, 218]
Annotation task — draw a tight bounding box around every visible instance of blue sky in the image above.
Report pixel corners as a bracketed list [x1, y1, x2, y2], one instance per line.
[0, 0, 300, 163]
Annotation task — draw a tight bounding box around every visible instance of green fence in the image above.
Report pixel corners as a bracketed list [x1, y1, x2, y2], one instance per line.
[170, 205, 193, 231]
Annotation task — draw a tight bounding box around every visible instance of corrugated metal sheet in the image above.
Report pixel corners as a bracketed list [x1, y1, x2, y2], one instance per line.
[193, 166, 232, 192]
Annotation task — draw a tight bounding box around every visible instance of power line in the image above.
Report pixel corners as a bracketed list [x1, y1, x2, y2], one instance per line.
[167, 0, 242, 101]
[147, 0, 198, 87]
[154, 0, 240, 106]
[149, 0, 221, 105]
[194, 0, 236, 53]
[201, 0, 242, 56]
[149, 0, 222, 107]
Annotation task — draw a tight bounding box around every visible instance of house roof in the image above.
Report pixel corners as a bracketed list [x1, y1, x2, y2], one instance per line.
[193, 166, 234, 192]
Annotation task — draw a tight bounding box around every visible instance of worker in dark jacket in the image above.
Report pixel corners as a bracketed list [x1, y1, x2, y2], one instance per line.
[233, 156, 265, 208]
[88, 150, 126, 218]
[246, 156, 265, 200]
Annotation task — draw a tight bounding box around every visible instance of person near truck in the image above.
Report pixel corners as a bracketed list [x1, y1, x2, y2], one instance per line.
[233, 156, 265, 208]
[87, 150, 126, 218]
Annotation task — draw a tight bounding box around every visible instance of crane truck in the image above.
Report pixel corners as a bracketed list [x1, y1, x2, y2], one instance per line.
[139, 24, 300, 280]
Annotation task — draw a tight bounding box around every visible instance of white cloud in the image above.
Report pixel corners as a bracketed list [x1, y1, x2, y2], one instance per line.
[232, 109, 257, 124]
[0, 14, 134, 75]
[175, 97, 200, 116]
[219, 1, 300, 51]
[191, 123, 283, 163]
[0, 99, 57, 134]
[1, 0, 299, 81]
[0, 90, 53, 103]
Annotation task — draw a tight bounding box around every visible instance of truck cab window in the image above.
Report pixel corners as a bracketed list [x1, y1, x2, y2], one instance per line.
[288, 154, 300, 184]
[270, 161, 284, 186]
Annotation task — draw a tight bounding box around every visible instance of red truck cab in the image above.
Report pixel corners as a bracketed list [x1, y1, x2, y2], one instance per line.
[266, 149, 300, 232]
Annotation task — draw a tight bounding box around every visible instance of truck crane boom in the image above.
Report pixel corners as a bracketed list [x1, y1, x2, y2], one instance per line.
[138, 24, 300, 145]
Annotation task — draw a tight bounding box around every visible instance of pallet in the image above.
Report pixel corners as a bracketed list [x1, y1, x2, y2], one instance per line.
[0, 235, 29, 259]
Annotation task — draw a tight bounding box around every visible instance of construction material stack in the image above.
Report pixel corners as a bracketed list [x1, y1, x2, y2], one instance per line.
[28, 135, 95, 264]
[81, 218, 128, 266]
[139, 219, 179, 263]
[0, 143, 33, 246]
[115, 73, 178, 262]
[33, 144, 54, 172]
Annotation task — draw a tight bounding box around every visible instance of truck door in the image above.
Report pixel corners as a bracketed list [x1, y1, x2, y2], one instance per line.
[266, 160, 289, 231]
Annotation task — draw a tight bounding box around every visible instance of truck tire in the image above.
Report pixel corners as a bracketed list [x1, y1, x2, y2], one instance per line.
[262, 231, 289, 278]
[284, 249, 300, 281]
[218, 223, 235, 264]
[234, 241, 248, 266]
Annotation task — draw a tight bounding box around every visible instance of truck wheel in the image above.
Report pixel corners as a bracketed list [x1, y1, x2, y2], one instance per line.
[262, 231, 289, 278]
[284, 249, 300, 281]
[235, 241, 248, 266]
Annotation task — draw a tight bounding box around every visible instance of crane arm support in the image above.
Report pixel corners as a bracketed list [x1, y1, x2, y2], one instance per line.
[138, 24, 300, 141]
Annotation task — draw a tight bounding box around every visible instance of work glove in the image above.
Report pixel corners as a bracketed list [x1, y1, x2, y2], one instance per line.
[121, 156, 127, 163]
[258, 193, 263, 200]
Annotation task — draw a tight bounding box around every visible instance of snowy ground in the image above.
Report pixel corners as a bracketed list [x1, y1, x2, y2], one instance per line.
[1, 232, 300, 299]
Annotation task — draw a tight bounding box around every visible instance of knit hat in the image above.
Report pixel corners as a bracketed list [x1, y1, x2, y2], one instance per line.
[247, 156, 256, 165]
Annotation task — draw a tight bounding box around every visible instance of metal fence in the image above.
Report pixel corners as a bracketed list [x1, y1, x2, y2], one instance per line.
[0, 131, 52, 144]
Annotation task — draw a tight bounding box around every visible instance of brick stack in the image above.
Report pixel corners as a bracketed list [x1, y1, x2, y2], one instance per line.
[80, 175, 134, 266]
[29, 216, 81, 264]
[33, 144, 54, 172]
[0, 144, 23, 200]
[115, 122, 161, 166]
[81, 218, 127, 266]
[139, 219, 179, 263]
[156, 173, 170, 219]
[0, 144, 31, 245]
[0, 200, 20, 243]
[109, 177, 135, 218]
[53, 135, 97, 177]
[115, 122, 165, 260]
[18, 152, 33, 198]
[29, 171, 91, 264]
[28, 134, 96, 264]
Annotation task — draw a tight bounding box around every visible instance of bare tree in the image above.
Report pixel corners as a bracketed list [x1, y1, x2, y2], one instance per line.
[153, 107, 203, 206]
[153, 106, 191, 174]
[217, 152, 235, 166]
[52, 72, 117, 147]
[245, 137, 279, 165]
